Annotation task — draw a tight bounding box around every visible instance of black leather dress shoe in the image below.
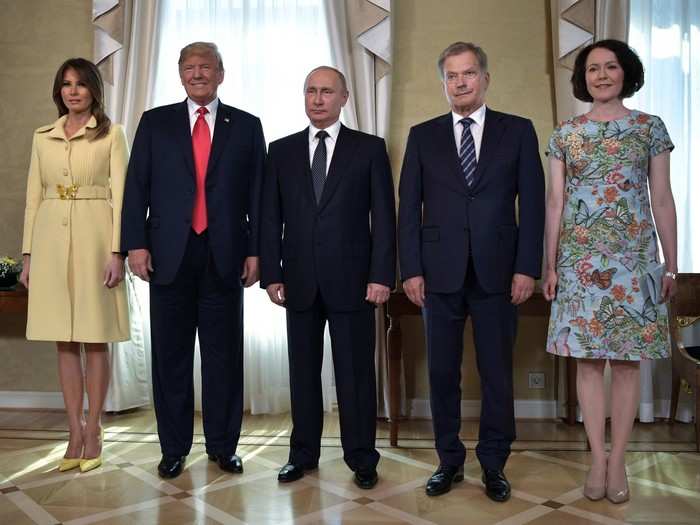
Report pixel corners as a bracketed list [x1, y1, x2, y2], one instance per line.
[278, 462, 318, 483]
[208, 453, 243, 474]
[354, 469, 378, 489]
[426, 465, 464, 496]
[158, 455, 186, 479]
[482, 469, 511, 502]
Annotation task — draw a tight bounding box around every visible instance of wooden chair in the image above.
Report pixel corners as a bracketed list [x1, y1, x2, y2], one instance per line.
[669, 273, 700, 451]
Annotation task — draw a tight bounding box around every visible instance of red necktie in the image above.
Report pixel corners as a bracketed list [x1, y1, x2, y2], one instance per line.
[192, 106, 211, 234]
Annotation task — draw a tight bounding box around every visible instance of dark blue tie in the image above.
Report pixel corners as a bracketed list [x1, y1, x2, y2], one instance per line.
[459, 117, 476, 187]
[311, 130, 328, 203]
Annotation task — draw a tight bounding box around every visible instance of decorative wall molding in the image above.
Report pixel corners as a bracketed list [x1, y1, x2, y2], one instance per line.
[0, 391, 558, 418]
[408, 399, 560, 419]
[557, 0, 595, 70]
[93, 0, 125, 84]
[347, 0, 391, 80]
[0, 391, 70, 410]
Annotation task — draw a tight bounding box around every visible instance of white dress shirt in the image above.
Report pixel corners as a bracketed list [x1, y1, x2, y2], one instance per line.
[452, 104, 486, 161]
[187, 97, 218, 139]
[308, 119, 341, 175]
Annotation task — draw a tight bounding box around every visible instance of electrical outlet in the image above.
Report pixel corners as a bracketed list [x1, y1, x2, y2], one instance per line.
[528, 372, 545, 389]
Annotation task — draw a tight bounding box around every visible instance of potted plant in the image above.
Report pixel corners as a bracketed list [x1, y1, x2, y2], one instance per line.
[0, 256, 22, 289]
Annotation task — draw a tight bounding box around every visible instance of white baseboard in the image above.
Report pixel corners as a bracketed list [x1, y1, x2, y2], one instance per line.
[1, 391, 558, 418]
[408, 398, 559, 419]
[0, 391, 67, 410]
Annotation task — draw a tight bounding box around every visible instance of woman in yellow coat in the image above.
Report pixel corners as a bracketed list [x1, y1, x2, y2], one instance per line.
[19, 58, 130, 473]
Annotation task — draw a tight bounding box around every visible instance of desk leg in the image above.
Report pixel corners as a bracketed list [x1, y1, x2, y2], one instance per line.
[387, 316, 402, 446]
[566, 357, 577, 425]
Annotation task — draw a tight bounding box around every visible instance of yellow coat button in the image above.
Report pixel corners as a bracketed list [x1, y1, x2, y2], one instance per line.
[62, 217, 68, 226]
[62, 169, 69, 177]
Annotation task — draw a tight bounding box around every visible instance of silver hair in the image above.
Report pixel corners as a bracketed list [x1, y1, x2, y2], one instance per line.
[437, 41, 488, 78]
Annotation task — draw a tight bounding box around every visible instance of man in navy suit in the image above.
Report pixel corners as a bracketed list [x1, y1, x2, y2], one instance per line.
[121, 42, 265, 478]
[398, 42, 545, 501]
[260, 66, 395, 489]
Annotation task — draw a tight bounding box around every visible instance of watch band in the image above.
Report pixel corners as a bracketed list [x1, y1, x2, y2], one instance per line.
[664, 271, 677, 280]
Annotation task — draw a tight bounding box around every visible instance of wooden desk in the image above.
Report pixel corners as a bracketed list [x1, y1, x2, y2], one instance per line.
[0, 285, 28, 314]
[385, 291, 578, 446]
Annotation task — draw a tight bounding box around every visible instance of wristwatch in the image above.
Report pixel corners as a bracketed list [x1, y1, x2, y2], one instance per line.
[664, 271, 677, 280]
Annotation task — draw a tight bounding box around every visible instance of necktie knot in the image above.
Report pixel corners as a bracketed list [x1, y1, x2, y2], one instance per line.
[197, 106, 209, 117]
[316, 130, 329, 140]
[460, 117, 474, 129]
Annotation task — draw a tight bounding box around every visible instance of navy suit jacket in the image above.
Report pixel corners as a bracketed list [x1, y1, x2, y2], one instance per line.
[121, 100, 266, 287]
[398, 108, 545, 294]
[260, 125, 396, 312]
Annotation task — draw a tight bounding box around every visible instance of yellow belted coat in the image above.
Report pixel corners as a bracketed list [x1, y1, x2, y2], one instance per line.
[21, 115, 130, 342]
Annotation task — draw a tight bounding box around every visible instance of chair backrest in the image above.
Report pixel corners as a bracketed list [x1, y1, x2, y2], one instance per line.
[670, 274, 700, 363]
[671, 274, 700, 318]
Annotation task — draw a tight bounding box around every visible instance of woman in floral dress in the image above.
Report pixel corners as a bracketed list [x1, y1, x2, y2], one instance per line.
[543, 40, 678, 504]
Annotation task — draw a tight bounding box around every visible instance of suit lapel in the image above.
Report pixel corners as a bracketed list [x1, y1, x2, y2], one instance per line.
[472, 107, 506, 189]
[318, 124, 358, 211]
[437, 114, 469, 196]
[294, 129, 317, 207]
[206, 102, 233, 179]
[175, 101, 195, 177]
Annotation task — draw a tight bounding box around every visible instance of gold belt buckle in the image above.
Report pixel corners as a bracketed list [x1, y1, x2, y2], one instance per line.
[57, 184, 79, 200]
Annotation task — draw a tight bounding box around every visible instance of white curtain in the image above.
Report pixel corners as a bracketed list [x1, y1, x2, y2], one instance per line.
[153, 0, 336, 414]
[629, 0, 700, 422]
[323, 0, 394, 417]
[95, 0, 161, 411]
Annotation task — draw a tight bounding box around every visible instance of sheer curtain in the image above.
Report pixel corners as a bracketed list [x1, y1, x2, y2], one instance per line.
[152, 0, 336, 413]
[629, 0, 700, 422]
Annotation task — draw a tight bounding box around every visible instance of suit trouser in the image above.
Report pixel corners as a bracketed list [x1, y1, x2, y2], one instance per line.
[286, 293, 380, 471]
[149, 230, 243, 457]
[423, 261, 517, 471]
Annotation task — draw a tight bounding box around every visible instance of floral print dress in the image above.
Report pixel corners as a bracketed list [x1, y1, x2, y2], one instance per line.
[545, 111, 673, 360]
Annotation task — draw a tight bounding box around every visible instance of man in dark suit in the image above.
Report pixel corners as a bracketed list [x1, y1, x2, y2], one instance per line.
[398, 42, 545, 501]
[121, 42, 265, 479]
[260, 66, 395, 490]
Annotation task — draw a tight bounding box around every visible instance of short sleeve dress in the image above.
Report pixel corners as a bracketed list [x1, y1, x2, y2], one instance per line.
[22, 116, 130, 343]
[545, 110, 673, 360]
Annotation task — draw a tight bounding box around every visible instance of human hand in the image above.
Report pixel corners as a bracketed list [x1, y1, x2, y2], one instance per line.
[266, 283, 286, 306]
[403, 276, 425, 307]
[660, 274, 677, 303]
[19, 254, 30, 288]
[541, 269, 558, 301]
[104, 253, 125, 288]
[511, 273, 535, 305]
[241, 256, 259, 287]
[366, 283, 390, 305]
[127, 249, 153, 282]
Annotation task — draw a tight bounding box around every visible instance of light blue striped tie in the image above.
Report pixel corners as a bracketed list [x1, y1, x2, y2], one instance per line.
[459, 117, 476, 187]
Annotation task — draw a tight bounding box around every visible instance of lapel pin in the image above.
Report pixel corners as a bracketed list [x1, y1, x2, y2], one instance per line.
[224, 117, 230, 123]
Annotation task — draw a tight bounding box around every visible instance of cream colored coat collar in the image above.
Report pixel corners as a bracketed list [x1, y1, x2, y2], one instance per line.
[37, 115, 98, 139]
